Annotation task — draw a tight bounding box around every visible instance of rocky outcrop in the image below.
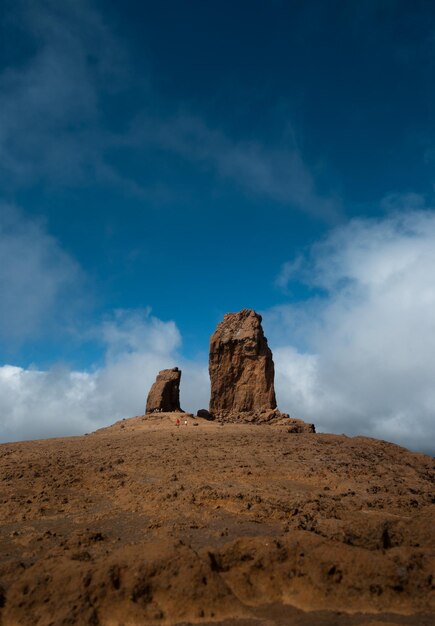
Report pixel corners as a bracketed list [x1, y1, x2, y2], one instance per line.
[240, 410, 315, 431]
[146, 368, 182, 413]
[209, 309, 277, 419]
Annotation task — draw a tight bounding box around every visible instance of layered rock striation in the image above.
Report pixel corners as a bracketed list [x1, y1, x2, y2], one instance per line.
[146, 367, 182, 413]
[209, 309, 277, 419]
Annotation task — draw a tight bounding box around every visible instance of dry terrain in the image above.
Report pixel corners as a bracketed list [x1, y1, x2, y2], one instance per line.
[0, 413, 433, 625]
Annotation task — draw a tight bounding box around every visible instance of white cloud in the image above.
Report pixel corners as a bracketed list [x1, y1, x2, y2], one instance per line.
[0, 205, 83, 344]
[131, 114, 340, 219]
[0, 204, 210, 443]
[101, 309, 182, 359]
[267, 210, 435, 455]
[0, 309, 209, 443]
[0, 364, 97, 442]
[0, 0, 123, 186]
[0, 2, 338, 216]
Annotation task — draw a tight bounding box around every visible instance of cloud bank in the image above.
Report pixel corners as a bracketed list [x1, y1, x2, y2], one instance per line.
[0, 205, 208, 443]
[268, 210, 435, 455]
[0, 309, 209, 443]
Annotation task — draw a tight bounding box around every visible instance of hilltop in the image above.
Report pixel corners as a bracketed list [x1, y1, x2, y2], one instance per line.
[0, 414, 433, 625]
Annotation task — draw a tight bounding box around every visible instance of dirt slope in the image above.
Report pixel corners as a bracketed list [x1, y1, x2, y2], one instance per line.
[0, 413, 433, 625]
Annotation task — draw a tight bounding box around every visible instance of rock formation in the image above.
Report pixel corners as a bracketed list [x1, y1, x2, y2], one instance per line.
[208, 309, 315, 430]
[146, 367, 182, 413]
[209, 309, 277, 419]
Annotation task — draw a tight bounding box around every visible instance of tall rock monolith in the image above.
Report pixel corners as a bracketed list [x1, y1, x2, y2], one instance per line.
[146, 367, 182, 413]
[209, 309, 277, 419]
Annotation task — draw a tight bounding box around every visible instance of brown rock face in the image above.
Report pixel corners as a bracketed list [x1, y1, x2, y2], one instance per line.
[209, 309, 277, 418]
[146, 368, 181, 413]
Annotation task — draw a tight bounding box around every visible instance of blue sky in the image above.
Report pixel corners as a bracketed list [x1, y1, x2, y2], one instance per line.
[1, 0, 435, 453]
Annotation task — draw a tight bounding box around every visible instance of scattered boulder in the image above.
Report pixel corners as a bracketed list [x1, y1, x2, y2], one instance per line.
[145, 368, 182, 413]
[197, 409, 214, 421]
[209, 309, 277, 419]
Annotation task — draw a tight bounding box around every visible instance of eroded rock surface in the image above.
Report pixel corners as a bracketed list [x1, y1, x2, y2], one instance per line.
[209, 309, 277, 419]
[145, 367, 181, 413]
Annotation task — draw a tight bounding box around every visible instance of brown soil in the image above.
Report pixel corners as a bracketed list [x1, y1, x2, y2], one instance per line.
[0, 412, 433, 625]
